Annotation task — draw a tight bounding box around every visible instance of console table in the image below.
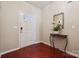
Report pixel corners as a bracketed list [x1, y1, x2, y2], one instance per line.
[49, 33, 68, 52]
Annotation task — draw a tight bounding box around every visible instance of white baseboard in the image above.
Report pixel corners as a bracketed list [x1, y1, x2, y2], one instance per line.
[40, 41, 50, 46]
[0, 47, 20, 57]
[20, 41, 41, 49]
[0, 41, 41, 57]
[57, 48, 79, 57]
[66, 51, 79, 57]
[41, 41, 79, 58]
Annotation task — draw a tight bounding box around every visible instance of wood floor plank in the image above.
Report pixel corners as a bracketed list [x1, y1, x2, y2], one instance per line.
[1, 43, 76, 58]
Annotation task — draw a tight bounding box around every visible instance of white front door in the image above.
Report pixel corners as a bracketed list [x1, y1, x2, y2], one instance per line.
[19, 12, 36, 48]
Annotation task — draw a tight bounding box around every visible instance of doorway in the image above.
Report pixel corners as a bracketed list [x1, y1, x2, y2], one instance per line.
[18, 11, 37, 48]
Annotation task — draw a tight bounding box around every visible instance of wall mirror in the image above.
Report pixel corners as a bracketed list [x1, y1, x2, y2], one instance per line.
[53, 12, 64, 30]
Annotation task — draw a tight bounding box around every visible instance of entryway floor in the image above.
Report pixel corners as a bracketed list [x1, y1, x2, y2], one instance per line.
[1, 43, 76, 58]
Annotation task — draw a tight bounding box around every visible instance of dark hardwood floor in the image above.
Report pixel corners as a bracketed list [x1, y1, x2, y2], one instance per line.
[1, 43, 76, 58]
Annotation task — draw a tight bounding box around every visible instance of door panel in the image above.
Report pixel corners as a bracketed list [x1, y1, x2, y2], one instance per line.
[19, 12, 36, 48]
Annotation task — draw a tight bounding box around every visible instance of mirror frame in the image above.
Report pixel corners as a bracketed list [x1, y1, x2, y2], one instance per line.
[53, 12, 64, 29]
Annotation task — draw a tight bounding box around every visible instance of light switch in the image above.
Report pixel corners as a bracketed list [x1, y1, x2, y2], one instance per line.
[72, 25, 75, 29]
[13, 26, 17, 29]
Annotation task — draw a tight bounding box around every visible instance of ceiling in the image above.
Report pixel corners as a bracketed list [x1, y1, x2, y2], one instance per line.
[26, 1, 53, 9]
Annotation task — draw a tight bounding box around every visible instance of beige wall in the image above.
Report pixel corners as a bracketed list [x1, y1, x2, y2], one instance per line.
[42, 1, 79, 51]
[0, 2, 19, 52]
[0, 2, 1, 53]
[0, 2, 42, 53]
[1, 1, 79, 54]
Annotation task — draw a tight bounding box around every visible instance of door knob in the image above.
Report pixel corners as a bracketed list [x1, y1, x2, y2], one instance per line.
[20, 27, 23, 33]
[20, 27, 23, 30]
